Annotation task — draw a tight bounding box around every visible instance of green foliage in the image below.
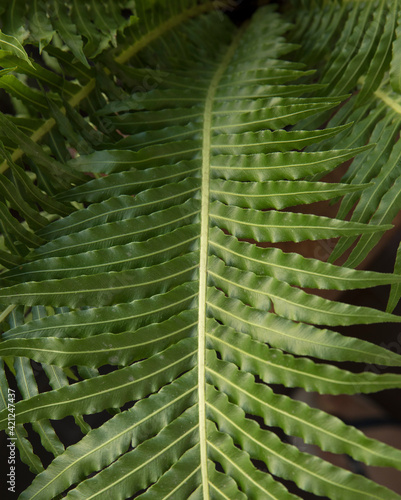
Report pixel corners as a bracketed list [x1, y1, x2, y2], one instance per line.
[1, 1, 401, 498]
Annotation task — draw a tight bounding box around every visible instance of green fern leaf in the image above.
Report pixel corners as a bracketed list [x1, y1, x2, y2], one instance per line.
[1, 2, 401, 499]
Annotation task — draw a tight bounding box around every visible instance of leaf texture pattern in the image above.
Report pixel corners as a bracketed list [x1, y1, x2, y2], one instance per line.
[0, 2, 401, 499]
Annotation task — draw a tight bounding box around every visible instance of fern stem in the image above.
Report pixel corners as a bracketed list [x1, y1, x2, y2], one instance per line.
[197, 24, 246, 499]
[0, 1, 232, 175]
[0, 304, 16, 324]
[374, 88, 401, 115]
[114, 1, 230, 65]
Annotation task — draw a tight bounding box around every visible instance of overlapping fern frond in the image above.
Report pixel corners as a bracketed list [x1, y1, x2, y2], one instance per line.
[288, 0, 401, 271]
[1, 1, 401, 499]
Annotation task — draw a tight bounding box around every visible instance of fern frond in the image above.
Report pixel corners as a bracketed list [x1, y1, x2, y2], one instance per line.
[289, 0, 401, 267]
[1, 2, 401, 499]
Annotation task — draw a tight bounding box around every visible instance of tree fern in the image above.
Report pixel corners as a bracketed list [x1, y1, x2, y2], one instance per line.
[1, 1, 401, 499]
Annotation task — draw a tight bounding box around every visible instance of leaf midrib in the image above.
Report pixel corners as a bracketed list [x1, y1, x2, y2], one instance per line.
[197, 23, 247, 498]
